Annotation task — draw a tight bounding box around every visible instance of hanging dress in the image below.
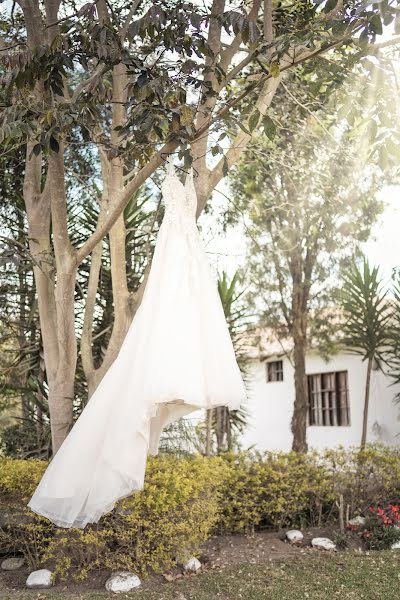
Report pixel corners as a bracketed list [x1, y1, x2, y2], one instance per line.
[27, 157, 247, 528]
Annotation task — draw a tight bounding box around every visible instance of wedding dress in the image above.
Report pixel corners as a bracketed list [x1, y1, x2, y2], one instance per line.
[27, 157, 246, 528]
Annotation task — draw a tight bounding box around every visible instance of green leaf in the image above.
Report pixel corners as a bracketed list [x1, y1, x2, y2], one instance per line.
[237, 121, 252, 136]
[324, 0, 338, 13]
[263, 115, 276, 140]
[358, 27, 369, 47]
[49, 136, 60, 153]
[222, 156, 229, 177]
[370, 14, 383, 35]
[33, 144, 42, 156]
[249, 109, 260, 132]
[269, 62, 280, 78]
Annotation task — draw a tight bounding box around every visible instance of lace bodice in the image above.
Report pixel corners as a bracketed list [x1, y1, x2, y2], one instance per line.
[161, 156, 198, 228]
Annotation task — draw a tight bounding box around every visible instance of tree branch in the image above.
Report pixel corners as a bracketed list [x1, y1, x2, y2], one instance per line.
[75, 140, 178, 263]
[219, 0, 262, 73]
[191, 0, 225, 203]
[77, 23, 366, 262]
[70, 64, 107, 104]
[81, 236, 103, 377]
[119, 0, 142, 39]
[264, 0, 273, 49]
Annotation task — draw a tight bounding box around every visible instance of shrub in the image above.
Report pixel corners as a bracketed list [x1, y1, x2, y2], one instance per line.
[363, 504, 400, 550]
[323, 445, 400, 516]
[215, 445, 400, 533]
[0, 455, 227, 581]
[0, 422, 51, 459]
[218, 451, 334, 532]
[2, 445, 400, 581]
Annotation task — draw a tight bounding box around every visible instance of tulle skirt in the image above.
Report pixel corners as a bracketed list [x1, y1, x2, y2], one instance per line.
[27, 218, 246, 528]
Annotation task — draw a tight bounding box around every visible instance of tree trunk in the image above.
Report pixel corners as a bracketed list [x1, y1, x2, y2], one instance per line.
[360, 355, 373, 450]
[47, 372, 74, 451]
[205, 408, 213, 456]
[215, 407, 224, 453]
[36, 343, 46, 452]
[226, 409, 232, 451]
[291, 327, 308, 453]
[46, 266, 77, 452]
[81, 62, 131, 396]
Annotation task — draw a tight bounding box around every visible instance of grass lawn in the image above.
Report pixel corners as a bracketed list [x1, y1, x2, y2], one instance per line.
[1, 551, 400, 600]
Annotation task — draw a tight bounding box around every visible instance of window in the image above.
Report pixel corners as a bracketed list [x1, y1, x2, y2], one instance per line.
[307, 371, 350, 426]
[266, 360, 283, 382]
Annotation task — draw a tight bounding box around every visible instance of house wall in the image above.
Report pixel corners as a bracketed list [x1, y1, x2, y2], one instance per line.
[241, 351, 400, 452]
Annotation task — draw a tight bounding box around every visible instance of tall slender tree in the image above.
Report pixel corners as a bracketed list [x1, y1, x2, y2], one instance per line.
[341, 258, 391, 449]
[229, 121, 386, 452]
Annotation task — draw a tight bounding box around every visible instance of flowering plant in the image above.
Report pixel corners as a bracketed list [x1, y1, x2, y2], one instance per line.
[363, 503, 400, 550]
[369, 504, 400, 526]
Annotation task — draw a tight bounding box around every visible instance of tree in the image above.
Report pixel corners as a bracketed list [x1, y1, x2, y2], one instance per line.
[341, 258, 391, 449]
[0, 145, 50, 455]
[1, 0, 399, 451]
[0, 149, 155, 455]
[229, 118, 386, 451]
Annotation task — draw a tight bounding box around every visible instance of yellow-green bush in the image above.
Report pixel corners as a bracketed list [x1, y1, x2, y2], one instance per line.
[1, 445, 400, 581]
[217, 445, 400, 533]
[324, 445, 400, 515]
[0, 455, 228, 581]
[218, 451, 335, 532]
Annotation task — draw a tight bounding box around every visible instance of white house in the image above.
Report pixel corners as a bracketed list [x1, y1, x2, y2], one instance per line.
[240, 329, 400, 452]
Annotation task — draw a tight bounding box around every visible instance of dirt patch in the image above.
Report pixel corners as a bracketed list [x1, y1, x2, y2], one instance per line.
[0, 527, 359, 595]
[201, 530, 303, 568]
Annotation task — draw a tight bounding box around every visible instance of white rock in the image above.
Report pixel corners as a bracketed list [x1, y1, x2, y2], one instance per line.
[391, 540, 400, 550]
[26, 569, 53, 589]
[348, 516, 366, 528]
[105, 572, 141, 593]
[311, 537, 336, 551]
[183, 557, 202, 573]
[1, 557, 25, 570]
[286, 530, 304, 544]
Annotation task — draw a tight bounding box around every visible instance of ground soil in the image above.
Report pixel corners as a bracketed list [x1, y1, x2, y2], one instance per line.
[0, 526, 365, 596]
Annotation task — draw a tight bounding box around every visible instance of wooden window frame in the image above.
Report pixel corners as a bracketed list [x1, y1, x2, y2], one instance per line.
[266, 360, 284, 383]
[307, 371, 350, 427]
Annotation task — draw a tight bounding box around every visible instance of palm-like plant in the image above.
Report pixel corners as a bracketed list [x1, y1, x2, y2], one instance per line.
[203, 271, 250, 455]
[341, 257, 390, 449]
[385, 274, 400, 402]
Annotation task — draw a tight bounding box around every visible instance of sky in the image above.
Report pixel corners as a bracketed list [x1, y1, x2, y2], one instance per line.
[364, 186, 400, 281]
[200, 22, 400, 284]
[201, 35, 400, 286]
[201, 182, 400, 283]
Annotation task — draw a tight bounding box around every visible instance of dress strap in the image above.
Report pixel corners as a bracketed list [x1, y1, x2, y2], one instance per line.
[185, 166, 194, 185]
[165, 154, 176, 177]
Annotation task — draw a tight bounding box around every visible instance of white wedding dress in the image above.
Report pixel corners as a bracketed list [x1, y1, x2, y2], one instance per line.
[27, 157, 246, 528]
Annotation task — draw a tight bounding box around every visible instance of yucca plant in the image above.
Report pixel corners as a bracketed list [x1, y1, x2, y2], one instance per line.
[385, 273, 400, 403]
[341, 257, 391, 449]
[203, 271, 251, 455]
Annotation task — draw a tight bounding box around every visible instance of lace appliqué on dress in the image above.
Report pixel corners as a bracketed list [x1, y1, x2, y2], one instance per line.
[161, 157, 198, 242]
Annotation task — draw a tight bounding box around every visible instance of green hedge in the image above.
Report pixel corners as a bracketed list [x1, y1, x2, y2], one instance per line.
[220, 446, 400, 532]
[0, 455, 228, 580]
[1, 445, 400, 580]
